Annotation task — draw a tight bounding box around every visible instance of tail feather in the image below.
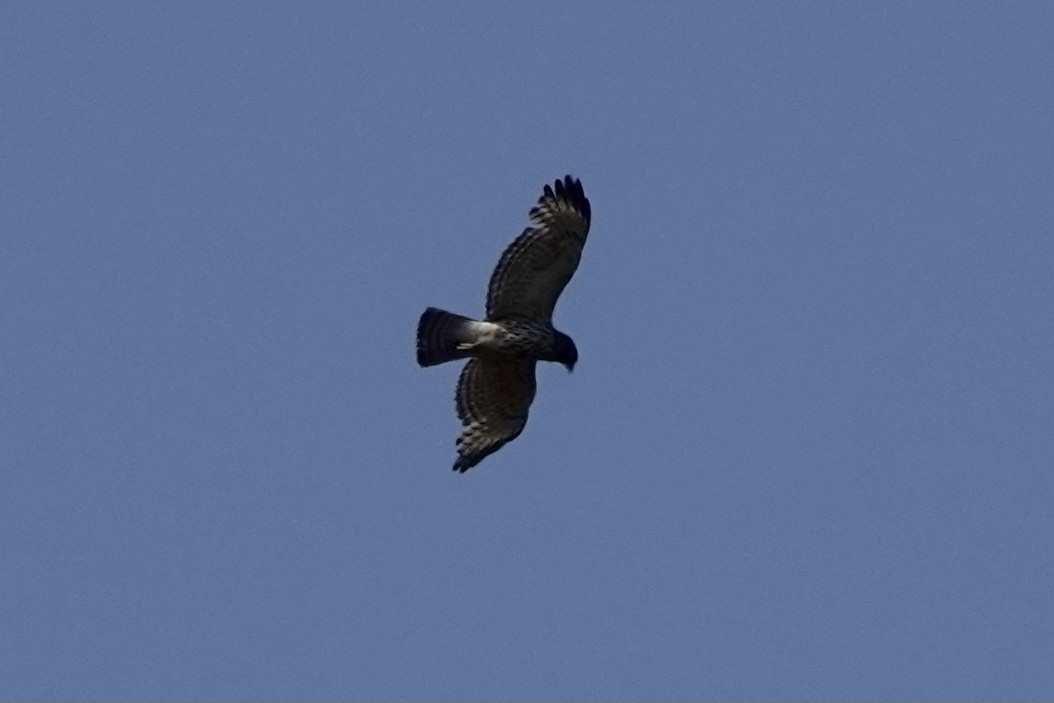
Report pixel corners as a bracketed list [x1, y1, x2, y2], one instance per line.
[417, 307, 477, 367]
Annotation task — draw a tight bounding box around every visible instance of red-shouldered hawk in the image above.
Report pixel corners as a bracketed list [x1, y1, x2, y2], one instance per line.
[416, 176, 592, 472]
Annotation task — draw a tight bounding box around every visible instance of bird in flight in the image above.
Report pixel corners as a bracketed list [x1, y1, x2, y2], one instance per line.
[416, 175, 592, 472]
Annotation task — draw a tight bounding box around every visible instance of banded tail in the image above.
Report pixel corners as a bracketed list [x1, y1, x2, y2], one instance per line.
[416, 307, 477, 367]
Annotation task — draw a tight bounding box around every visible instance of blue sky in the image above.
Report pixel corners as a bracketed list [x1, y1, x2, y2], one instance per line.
[2, 2, 1052, 699]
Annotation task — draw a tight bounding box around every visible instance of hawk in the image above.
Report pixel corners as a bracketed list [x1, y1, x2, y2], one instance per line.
[416, 175, 592, 472]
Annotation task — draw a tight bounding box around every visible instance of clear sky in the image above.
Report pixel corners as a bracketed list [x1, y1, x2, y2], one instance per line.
[2, 2, 1052, 700]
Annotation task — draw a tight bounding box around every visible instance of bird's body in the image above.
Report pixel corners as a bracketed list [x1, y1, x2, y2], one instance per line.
[416, 175, 592, 472]
[418, 311, 567, 365]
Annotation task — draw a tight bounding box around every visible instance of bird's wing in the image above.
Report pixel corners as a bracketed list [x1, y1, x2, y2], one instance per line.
[453, 358, 537, 472]
[485, 175, 591, 323]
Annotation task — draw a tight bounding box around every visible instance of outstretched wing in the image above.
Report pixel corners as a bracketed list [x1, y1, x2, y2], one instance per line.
[453, 358, 537, 472]
[485, 175, 591, 323]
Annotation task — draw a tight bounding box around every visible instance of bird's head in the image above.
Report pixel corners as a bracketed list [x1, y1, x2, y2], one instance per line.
[553, 331, 578, 373]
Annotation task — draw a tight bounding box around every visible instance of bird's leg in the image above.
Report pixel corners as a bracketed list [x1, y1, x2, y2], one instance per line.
[456, 342, 479, 351]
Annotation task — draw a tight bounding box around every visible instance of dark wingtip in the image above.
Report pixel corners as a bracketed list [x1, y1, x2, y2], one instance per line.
[535, 175, 590, 229]
[557, 174, 590, 229]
